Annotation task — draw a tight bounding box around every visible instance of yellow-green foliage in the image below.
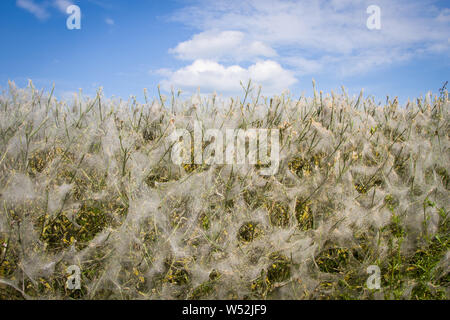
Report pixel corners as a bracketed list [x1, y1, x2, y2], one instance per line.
[0, 81, 448, 300]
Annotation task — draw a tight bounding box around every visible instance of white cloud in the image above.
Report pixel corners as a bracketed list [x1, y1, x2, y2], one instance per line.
[105, 18, 115, 25]
[170, 0, 450, 76]
[159, 59, 297, 96]
[16, 0, 49, 20]
[16, 0, 74, 19]
[169, 30, 276, 61]
[52, 0, 73, 13]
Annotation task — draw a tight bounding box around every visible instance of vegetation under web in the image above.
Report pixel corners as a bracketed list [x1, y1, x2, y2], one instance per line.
[0, 80, 448, 300]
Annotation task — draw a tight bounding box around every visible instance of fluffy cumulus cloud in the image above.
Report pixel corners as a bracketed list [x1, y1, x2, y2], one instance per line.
[159, 59, 297, 96]
[161, 28, 293, 95]
[168, 0, 450, 77]
[159, 0, 449, 95]
[169, 30, 276, 62]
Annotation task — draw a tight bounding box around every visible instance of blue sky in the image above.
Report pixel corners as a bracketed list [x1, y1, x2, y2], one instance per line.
[1, 0, 449, 104]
